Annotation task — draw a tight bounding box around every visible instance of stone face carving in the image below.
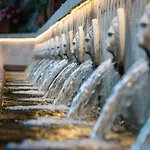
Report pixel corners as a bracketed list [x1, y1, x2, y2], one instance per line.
[106, 17, 119, 61]
[50, 38, 58, 59]
[85, 26, 94, 61]
[71, 31, 80, 62]
[137, 2, 150, 62]
[50, 33, 72, 60]
[106, 8, 126, 75]
[106, 17, 120, 75]
[61, 33, 68, 59]
[55, 36, 62, 59]
[130, 3, 150, 150]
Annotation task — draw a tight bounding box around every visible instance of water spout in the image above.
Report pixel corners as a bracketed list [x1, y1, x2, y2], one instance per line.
[39, 59, 68, 92]
[130, 116, 150, 150]
[45, 63, 78, 102]
[67, 59, 114, 119]
[91, 59, 149, 140]
[53, 60, 93, 105]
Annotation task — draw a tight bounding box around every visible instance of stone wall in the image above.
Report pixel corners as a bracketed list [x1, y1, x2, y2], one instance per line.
[36, 0, 149, 70]
[35, 0, 150, 126]
[0, 0, 149, 72]
[0, 0, 150, 125]
[1, 41, 34, 67]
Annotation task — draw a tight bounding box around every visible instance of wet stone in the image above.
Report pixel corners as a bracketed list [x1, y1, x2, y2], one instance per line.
[0, 65, 138, 150]
[10, 90, 44, 98]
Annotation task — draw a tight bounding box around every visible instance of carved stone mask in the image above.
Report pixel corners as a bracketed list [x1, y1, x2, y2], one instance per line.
[55, 36, 62, 59]
[51, 38, 57, 59]
[106, 17, 119, 63]
[85, 26, 94, 60]
[71, 32, 79, 61]
[61, 34, 69, 58]
[137, 3, 150, 60]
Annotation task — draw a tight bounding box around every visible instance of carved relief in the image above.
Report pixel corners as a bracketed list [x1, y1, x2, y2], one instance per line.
[137, 2, 150, 63]
[61, 33, 68, 58]
[71, 31, 80, 62]
[130, 3, 150, 150]
[106, 8, 126, 75]
[55, 36, 62, 59]
[85, 26, 94, 59]
[50, 38, 57, 59]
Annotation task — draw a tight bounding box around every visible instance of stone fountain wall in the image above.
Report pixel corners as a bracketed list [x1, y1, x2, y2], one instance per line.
[0, 33, 36, 70]
[0, 0, 149, 124]
[0, 0, 149, 68]
[35, 0, 150, 125]
[36, 0, 149, 70]
[1, 41, 34, 68]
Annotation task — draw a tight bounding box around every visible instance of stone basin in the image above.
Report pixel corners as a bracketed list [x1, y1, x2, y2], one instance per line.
[11, 90, 45, 98]
[5, 82, 33, 87]
[5, 139, 123, 150]
[4, 86, 38, 93]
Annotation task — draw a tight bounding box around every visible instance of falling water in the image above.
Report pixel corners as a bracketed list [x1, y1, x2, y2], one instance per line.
[28, 59, 45, 79]
[10, 59, 68, 98]
[5, 59, 45, 86]
[26, 60, 40, 77]
[67, 59, 114, 119]
[44, 63, 78, 102]
[36, 60, 60, 87]
[53, 60, 93, 106]
[90, 59, 149, 140]
[39, 59, 68, 92]
[130, 116, 150, 150]
[5, 60, 58, 93]
[6, 59, 44, 84]
[32, 60, 55, 85]
[31, 59, 49, 80]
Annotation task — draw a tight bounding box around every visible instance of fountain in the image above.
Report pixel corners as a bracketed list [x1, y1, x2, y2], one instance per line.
[7, 37, 68, 98]
[67, 18, 118, 119]
[1, 0, 150, 149]
[53, 26, 93, 106]
[90, 6, 150, 150]
[4, 41, 57, 92]
[130, 3, 150, 149]
[4, 32, 75, 103]
[44, 33, 78, 101]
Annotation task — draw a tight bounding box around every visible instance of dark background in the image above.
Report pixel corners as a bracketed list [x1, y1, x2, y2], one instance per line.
[0, 0, 66, 33]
